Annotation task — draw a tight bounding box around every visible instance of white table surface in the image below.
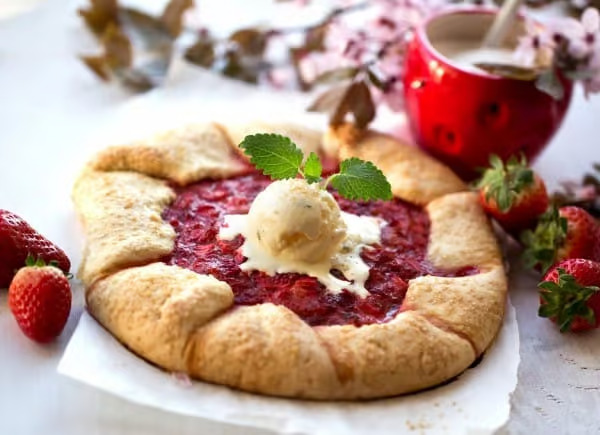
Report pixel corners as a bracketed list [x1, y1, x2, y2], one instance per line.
[0, 1, 599, 434]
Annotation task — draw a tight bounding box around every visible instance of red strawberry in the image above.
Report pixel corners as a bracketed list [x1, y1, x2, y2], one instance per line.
[522, 206, 598, 273]
[8, 258, 71, 343]
[477, 155, 549, 235]
[0, 209, 70, 288]
[538, 258, 600, 332]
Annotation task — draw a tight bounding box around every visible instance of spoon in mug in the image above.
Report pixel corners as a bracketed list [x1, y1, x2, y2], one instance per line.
[482, 0, 524, 48]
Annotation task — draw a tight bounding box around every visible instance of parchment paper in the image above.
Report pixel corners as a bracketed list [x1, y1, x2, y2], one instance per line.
[52, 1, 520, 432]
[58, 299, 519, 435]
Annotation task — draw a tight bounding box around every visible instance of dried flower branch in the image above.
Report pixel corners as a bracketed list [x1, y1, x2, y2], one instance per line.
[79, 0, 194, 90]
[78, 0, 600, 129]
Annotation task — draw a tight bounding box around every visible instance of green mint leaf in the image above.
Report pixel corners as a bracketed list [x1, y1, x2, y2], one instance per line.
[329, 157, 392, 201]
[240, 134, 303, 179]
[303, 152, 322, 184]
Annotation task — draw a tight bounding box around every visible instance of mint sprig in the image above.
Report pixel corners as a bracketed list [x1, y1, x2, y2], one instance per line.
[239, 133, 303, 179]
[239, 133, 392, 201]
[328, 158, 392, 201]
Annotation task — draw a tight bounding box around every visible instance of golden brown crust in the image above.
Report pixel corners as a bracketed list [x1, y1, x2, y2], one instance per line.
[88, 263, 234, 372]
[426, 192, 503, 270]
[73, 122, 507, 400]
[314, 311, 476, 399]
[90, 123, 247, 185]
[324, 123, 467, 205]
[401, 192, 506, 355]
[72, 170, 176, 286]
[187, 304, 341, 398]
[404, 268, 506, 355]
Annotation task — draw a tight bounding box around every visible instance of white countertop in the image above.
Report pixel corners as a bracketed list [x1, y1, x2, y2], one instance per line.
[0, 1, 599, 434]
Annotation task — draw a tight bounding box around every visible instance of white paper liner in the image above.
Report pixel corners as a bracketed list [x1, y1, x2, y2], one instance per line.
[58, 297, 519, 435]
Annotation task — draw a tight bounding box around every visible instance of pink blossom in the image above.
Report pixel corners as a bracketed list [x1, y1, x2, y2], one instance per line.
[372, 77, 404, 112]
[368, 15, 405, 42]
[324, 20, 369, 63]
[377, 42, 405, 78]
[552, 8, 600, 60]
[298, 51, 353, 83]
[372, 0, 444, 28]
[265, 65, 296, 89]
[581, 7, 600, 34]
[514, 18, 554, 67]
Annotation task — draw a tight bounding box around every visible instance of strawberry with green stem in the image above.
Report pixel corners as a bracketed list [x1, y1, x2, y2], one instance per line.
[521, 205, 598, 273]
[476, 154, 549, 235]
[538, 258, 600, 332]
[8, 256, 72, 343]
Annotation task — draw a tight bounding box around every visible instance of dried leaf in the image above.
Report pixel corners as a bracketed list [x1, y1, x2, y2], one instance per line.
[308, 80, 375, 128]
[536, 69, 564, 100]
[120, 8, 173, 46]
[79, 0, 118, 36]
[230, 29, 268, 56]
[307, 84, 351, 115]
[289, 47, 310, 91]
[367, 68, 384, 89]
[312, 67, 359, 85]
[102, 23, 132, 69]
[330, 83, 359, 126]
[222, 51, 259, 84]
[304, 24, 327, 52]
[566, 69, 597, 81]
[118, 8, 174, 88]
[80, 55, 111, 81]
[115, 68, 156, 92]
[475, 63, 540, 81]
[161, 0, 194, 38]
[349, 80, 375, 129]
[184, 37, 215, 67]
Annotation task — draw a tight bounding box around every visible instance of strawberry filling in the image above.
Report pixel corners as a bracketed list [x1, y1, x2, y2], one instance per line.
[163, 172, 477, 326]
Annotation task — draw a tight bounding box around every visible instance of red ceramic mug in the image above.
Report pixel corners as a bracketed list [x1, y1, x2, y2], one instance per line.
[403, 7, 573, 180]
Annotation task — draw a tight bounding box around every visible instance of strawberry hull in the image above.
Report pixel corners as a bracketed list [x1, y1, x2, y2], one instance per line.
[539, 259, 600, 333]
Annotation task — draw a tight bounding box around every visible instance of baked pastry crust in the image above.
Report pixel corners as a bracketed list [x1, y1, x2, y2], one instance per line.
[73, 122, 507, 400]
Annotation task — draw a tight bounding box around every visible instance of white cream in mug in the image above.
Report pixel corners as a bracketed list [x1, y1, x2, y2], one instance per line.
[434, 40, 522, 73]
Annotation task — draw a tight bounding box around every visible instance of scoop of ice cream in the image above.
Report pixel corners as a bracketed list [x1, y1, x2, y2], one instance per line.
[246, 179, 347, 263]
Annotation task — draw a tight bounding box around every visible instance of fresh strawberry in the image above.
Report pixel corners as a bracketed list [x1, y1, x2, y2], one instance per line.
[476, 155, 549, 235]
[538, 258, 600, 332]
[0, 209, 70, 288]
[8, 257, 71, 343]
[521, 206, 598, 273]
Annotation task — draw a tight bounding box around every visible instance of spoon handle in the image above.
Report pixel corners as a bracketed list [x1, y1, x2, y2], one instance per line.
[482, 0, 523, 48]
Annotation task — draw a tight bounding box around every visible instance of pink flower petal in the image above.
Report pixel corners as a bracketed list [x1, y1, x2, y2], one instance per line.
[582, 7, 600, 33]
[569, 38, 591, 59]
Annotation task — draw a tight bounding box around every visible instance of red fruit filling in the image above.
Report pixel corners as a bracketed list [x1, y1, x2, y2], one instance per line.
[163, 172, 477, 326]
